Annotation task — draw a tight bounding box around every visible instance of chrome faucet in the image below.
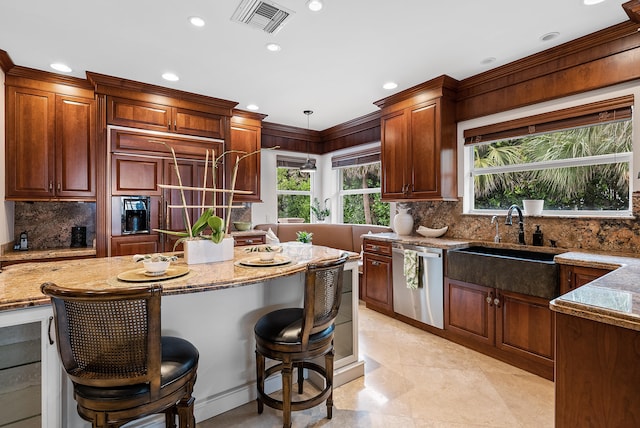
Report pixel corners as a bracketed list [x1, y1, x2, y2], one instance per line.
[491, 216, 501, 243]
[505, 204, 526, 245]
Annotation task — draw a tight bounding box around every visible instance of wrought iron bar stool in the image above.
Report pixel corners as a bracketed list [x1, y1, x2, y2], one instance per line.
[41, 282, 199, 428]
[254, 253, 349, 427]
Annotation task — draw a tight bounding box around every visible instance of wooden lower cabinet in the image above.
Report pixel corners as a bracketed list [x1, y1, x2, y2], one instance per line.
[559, 264, 612, 295]
[111, 235, 159, 256]
[233, 233, 266, 246]
[445, 278, 554, 379]
[362, 240, 393, 315]
[555, 312, 640, 427]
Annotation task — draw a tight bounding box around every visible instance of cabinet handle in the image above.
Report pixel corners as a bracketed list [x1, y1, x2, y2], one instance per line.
[486, 295, 492, 305]
[168, 120, 171, 130]
[372, 260, 380, 266]
[47, 316, 54, 345]
[494, 297, 501, 307]
[371, 245, 380, 252]
[246, 239, 254, 244]
[57, 182, 61, 191]
[174, 119, 177, 130]
[49, 181, 53, 191]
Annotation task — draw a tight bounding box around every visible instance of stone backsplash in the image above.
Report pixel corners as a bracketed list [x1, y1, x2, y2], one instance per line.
[406, 194, 640, 255]
[13, 202, 96, 250]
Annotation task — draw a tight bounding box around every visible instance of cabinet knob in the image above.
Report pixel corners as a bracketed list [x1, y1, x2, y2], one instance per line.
[371, 245, 380, 251]
[486, 296, 492, 305]
[494, 297, 501, 307]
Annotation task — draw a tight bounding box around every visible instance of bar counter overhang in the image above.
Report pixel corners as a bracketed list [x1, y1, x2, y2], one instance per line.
[0, 244, 362, 427]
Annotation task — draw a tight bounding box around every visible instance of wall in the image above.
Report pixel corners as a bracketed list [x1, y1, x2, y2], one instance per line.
[13, 202, 96, 249]
[0, 67, 15, 250]
[405, 80, 640, 254]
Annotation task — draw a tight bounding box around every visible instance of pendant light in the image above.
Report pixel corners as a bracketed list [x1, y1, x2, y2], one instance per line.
[300, 110, 317, 172]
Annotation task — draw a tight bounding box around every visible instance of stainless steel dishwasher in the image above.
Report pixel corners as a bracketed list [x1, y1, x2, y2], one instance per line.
[392, 242, 444, 329]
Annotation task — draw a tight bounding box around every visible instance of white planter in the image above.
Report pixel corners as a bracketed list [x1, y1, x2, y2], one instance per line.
[522, 199, 544, 216]
[183, 237, 234, 265]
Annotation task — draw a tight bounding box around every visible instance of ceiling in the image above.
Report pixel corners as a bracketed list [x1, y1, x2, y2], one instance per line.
[0, 0, 632, 130]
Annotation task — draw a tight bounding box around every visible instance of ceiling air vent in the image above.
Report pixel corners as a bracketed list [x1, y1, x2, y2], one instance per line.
[231, 0, 294, 34]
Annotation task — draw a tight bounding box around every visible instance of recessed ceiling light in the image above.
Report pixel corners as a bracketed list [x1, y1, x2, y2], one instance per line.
[540, 32, 560, 42]
[307, 0, 323, 11]
[162, 72, 179, 82]
[247, 104, 259, 111]
[382, 82, 398, 90]
[50, 63, 72, 73]
[481, 57, 496, 65]
[189, 16, 205, 27]
[266, 43, 282, 52]
[583, 0, 605, 5]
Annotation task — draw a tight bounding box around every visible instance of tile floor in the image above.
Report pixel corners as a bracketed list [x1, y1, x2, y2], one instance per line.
[198, 302, 554, 427]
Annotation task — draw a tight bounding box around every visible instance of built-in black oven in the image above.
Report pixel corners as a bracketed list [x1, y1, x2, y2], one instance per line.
[120, 196, 151, 234]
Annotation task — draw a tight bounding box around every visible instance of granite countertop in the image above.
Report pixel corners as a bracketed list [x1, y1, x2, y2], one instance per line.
[550, 251, 640, 331]
[0, 247, 97, 262]
[0, 243, 355, 312]
[362, 232, 471, 249]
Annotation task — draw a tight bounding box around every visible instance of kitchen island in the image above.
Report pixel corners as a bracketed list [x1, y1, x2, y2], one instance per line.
[0, 244, 360, 427]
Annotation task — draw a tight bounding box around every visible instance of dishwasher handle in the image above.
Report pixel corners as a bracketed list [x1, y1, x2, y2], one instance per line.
[392, 247, 441, 258]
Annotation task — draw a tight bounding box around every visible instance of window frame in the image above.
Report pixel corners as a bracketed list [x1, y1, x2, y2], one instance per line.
[336, 161, 385, 225]
[463, 96, 634, 218]
[275, 162, 313, 222]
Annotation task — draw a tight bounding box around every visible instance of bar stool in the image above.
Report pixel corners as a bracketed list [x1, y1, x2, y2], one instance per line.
[41, 282, 199, 428]
[254, 253, 349, 427]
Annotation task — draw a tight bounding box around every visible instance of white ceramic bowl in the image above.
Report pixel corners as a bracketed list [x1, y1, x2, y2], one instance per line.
[259, 252, 276, 261]
[143, 260, 170, 275]
[416, 225, 448, 238]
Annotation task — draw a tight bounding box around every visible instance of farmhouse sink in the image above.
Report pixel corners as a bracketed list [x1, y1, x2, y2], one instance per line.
[447, 246, 560, 299]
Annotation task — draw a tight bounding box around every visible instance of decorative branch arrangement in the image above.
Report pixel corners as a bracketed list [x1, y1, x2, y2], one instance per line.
[154, 143, 277, 248]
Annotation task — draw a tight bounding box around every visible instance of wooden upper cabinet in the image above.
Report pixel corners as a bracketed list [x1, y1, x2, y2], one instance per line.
[375, 75, 458, 202]
[5, 86, 95, 200]
[107, 97, 224, 139]
[226, 113, 264, 203]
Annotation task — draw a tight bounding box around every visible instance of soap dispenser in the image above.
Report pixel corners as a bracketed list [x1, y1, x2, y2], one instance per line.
[532, 225, 544, 246]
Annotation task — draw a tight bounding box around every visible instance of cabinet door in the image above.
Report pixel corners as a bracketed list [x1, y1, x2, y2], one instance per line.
[380, 109, 408, 199]
[164, 159, 199, 233]
[111, 154, 163, 196]
[174, 108, 224, 139]
[444, 278, 495, 346]
[495, 290, 554, 363]
[559, 265, 612, 295]
[6, 87, 55, 199]
[362, 253, 393, 314]
[55, 95, 96, 199]
[107, 97, 171, 133]
[227, 122, 261, 202]
[408, 102, 438, 198]
[111, 235, 160, 256]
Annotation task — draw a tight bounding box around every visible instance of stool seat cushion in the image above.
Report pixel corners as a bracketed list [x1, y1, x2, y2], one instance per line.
[255, 308, 334, 345]
[74, 336, 199, 400]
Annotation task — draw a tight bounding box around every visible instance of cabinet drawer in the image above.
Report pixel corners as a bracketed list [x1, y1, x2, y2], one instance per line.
[363, 240, 392, 256]
[234, 235, 266, 246]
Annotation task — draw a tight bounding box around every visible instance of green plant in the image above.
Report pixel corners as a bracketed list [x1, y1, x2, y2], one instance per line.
[311, 198, 330, 221]
[296, 231, 313, 243]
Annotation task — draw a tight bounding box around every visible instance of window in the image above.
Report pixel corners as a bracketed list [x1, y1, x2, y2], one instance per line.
[464, 96, 633, 215]
[333, 146, 389, 226]
[276, 156, 311, 222]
